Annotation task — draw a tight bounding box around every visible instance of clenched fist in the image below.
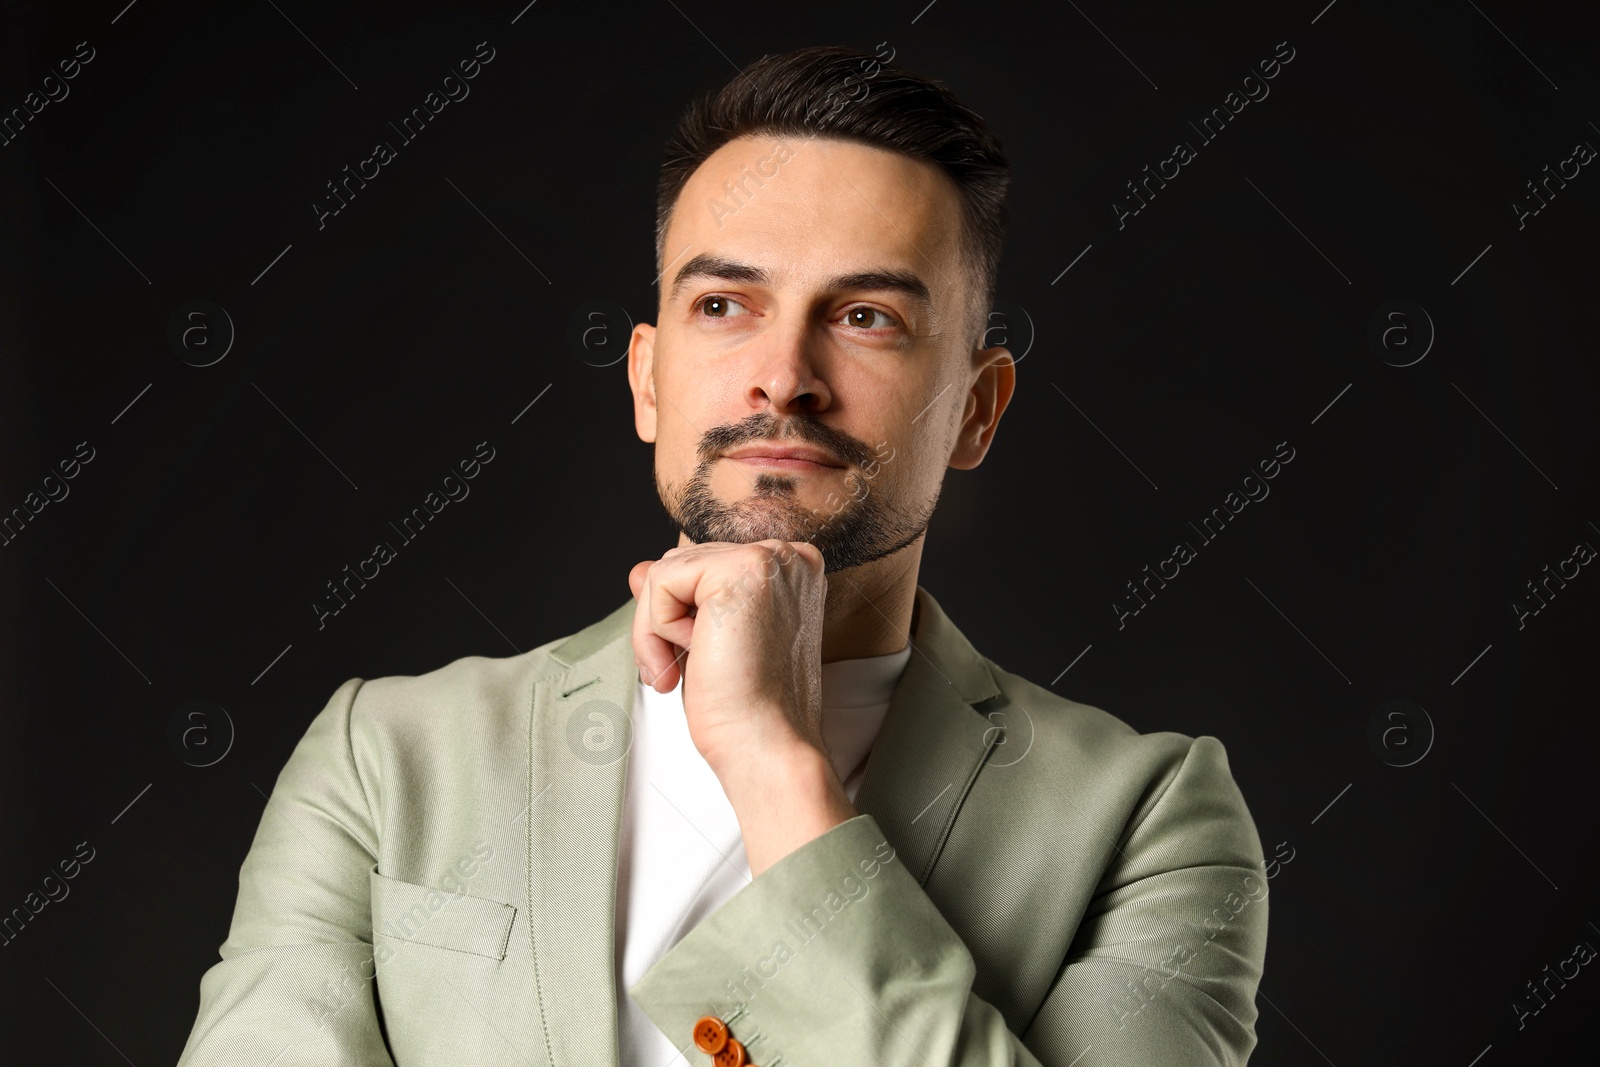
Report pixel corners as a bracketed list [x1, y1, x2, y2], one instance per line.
[628, 538, 829, 778]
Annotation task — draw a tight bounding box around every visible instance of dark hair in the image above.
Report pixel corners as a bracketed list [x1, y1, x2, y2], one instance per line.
[655, 44, 1011, 350]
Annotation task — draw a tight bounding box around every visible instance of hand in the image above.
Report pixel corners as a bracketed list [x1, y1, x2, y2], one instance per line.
[628, 539, 829, 774]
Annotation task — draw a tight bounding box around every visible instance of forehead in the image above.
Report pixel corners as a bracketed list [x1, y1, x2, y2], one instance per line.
[665, 134, 967, 298]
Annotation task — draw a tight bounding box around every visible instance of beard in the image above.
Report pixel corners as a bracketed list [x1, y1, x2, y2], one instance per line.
[656, 413, 937, 574]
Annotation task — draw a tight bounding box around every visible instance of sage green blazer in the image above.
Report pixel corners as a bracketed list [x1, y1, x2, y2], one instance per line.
[176, 585, 1268, 1066]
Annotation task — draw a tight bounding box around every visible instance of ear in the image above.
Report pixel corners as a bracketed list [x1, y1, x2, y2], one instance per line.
[627, 322, 658, 443]
[948, 344, 1015, 471]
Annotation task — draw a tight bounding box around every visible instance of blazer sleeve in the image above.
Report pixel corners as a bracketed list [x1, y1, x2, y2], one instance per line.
[176, 678, 398, 1067]
[628, 734, 1268, 1067]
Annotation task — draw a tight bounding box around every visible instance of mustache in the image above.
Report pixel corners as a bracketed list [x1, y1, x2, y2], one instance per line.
[698, 413, 874, 468]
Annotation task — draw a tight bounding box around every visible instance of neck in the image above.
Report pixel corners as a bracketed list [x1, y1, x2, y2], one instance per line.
[819, 536, 923, 662]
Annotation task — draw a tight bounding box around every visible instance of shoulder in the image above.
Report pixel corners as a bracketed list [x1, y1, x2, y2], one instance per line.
[980, 659, 1260, 863]
[981, 658, 1194, 776]
[336, 611, 607, 754]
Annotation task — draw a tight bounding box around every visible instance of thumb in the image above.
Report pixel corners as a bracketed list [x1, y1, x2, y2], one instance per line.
[628, 560, 652, 599]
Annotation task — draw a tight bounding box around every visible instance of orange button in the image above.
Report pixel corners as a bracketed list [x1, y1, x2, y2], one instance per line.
[693, 1016, 729, 1054]
[713, 1037, 747, 1067]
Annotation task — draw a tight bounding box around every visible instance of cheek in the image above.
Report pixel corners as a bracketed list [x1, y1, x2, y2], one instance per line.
[858, 443, 915, 497]
[888, 410, 946, 465]
[657, 429, 710, 487]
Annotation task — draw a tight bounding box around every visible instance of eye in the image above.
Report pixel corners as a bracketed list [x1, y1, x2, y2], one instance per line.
[840, 306, 900, 331]
[692, 295, 751, 319]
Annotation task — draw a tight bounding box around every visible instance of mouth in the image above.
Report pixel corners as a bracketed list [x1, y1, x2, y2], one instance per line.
[722, 447, 846, 471]
[728, 455, 839, 471]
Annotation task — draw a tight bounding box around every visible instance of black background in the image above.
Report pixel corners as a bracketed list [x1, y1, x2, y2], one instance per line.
[1, 0, 1596, 1063]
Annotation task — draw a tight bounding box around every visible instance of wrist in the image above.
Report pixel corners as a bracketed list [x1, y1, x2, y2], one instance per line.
[714, 737, 835, 802]
[716, 742, 858, 876]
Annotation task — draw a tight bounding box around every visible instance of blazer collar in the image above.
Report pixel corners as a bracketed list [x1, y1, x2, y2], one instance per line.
[524, 583, 1001, 1067]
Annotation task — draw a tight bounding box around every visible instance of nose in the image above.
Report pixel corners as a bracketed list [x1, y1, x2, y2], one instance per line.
[744, 319, 832, 415]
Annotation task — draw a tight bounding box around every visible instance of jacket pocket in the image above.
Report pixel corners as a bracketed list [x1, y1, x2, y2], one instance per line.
[369, 868, 517, 961]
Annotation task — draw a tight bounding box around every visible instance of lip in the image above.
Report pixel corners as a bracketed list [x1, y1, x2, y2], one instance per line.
[723, 446, 846, 470]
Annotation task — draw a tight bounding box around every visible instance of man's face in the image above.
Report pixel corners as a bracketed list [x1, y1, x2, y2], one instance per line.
[627, 134, 1011, 574]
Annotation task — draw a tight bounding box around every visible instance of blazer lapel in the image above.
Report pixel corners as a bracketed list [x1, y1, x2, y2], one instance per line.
[525, 597, 639, 1067]
[520, 584, 1001, 1067]
[852, 585, 1005, 885]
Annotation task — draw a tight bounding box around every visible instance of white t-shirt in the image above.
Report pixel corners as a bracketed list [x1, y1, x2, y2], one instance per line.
[614, 641, 913, 1066]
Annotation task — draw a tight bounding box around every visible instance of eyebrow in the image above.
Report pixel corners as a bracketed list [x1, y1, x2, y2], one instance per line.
[668, 253, 934, 318]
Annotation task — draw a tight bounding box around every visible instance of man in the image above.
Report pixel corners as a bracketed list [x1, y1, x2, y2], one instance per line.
[178, 44, 1267, 1067]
